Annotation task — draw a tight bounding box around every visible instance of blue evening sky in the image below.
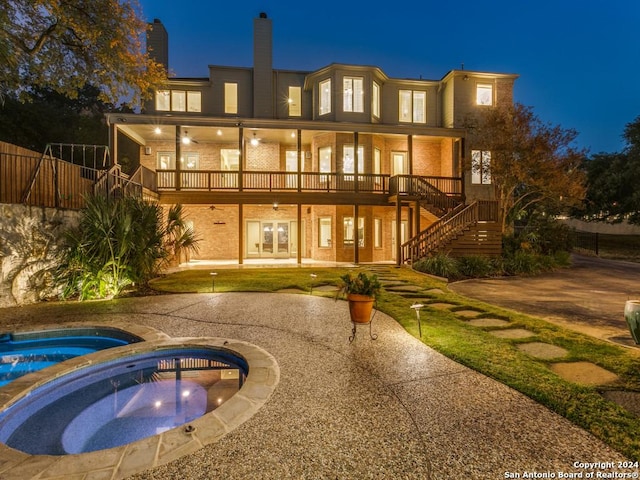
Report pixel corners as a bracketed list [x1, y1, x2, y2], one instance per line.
[138, 0, 639, 155]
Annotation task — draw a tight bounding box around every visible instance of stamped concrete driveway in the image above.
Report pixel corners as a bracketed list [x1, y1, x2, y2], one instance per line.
[448, 254, 640, 347]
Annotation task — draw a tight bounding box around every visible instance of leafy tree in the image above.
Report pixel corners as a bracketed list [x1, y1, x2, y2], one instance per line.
[466, 103, 587, 233]
[0, 85, 111, 152]
[0, 0, 166, 106]
[57, 195, 199, 300]
[580, 116, 640, 224]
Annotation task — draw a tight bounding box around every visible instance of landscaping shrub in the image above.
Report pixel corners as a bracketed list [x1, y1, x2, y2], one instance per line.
[456, 255, 496, 278]
[412, 253, 460, 279]
[56, 195, 198, 300]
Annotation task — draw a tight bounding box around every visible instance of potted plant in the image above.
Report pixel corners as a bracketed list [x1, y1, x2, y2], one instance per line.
[339, 272, 382, 323]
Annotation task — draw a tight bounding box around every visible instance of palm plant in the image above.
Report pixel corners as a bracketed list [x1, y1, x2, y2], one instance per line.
[57, 195, 198, 300]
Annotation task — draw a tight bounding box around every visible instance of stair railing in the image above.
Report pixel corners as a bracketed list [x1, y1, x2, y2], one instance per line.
[401, 201, 480, 263]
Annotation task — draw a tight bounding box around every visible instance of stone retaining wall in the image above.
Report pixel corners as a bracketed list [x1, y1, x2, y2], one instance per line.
[0, 203, 80, 307]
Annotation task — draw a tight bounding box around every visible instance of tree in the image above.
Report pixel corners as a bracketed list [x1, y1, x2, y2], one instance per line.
[580, 116, 640, 224]
[466, 103, 587, 233]
[0, 0, 166, 106]
[0, 85, 111, 152]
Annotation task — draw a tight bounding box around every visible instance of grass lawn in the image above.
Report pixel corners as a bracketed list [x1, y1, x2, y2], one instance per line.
[150, 266, 640, 461]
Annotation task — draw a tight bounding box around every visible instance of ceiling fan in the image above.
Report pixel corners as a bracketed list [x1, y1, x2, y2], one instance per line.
[181, 130, 198, 145]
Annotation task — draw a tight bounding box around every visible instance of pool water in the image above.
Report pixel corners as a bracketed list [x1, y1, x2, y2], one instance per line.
[0, 347, 247, 455]
[0, 330, 139, 387]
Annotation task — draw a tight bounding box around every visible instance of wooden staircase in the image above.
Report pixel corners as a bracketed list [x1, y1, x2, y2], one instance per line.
[395, 175, 502, 264]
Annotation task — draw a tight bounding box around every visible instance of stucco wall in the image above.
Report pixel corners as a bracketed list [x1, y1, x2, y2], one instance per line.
[0, 204, 80, 307]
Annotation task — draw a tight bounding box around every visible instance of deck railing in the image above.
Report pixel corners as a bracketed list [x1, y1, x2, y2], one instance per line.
[157, 170, 391, 193]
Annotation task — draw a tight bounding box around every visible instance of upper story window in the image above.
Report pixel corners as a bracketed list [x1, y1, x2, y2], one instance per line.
[343, 76, 364, 112]
[225, 83, 238, 114]
[187, 91, 202, 112]
[372, 81, 380, 118]
[319, 79, 331, 115]
[399, 90, 426, 123]
[155, 90, 201, 112]
[476, 84, 493, 106]
[471, 150, 491, 184]
[288, 86, 301, 117]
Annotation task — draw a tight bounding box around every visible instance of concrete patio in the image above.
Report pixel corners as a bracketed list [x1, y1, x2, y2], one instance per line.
[0, 291, 631, 479]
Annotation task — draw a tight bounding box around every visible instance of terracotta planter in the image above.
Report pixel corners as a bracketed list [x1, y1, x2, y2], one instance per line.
[347, 293, 375, 323]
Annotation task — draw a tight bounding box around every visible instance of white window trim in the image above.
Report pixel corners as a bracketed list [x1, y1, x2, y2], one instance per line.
[399, 89, 426, 123]
[372, 81, 380, 118]
[476, 83, 494, 106]
[319, 78, 331, 115]
[319, 217, 332, 248]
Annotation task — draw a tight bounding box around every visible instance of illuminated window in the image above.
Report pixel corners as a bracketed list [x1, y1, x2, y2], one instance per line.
[373, 148, 381, 175]
[221, 149, 240, 170]
[225, 83, 238, 114]
[319, 79, 331, 115]
[372, 81, 380, 118]
[344, 217, 365, 247]
[413, 91, 426, 123]
[399, 89, 426, 123]
[156, 90, 170, 111]
[156, 90, 200, 112]
[319, 217, 332, 247]
[187, 91, 202, 112]
[471, 150, 491, 184]
[157, 152, 175, 169]
[374, 218, 382, 248]
[343, 76, 364, 112]
[476, 84, 493, 106]
[343, 145, 364, 177]
[181, 152, 199, 169]
[288, 86, 301, 116]
[319, 146, 332, 173]
[171, 91, 186, 112]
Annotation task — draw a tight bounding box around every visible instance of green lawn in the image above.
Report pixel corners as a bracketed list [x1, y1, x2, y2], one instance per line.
[150, 266, 640, 461]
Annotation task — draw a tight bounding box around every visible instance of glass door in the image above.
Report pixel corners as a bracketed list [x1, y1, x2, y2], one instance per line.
[275, 222, 289, 257]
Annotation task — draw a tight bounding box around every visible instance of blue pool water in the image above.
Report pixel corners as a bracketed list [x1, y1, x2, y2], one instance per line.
[0, 329, 140, 387]
[0, 347, 248, 455]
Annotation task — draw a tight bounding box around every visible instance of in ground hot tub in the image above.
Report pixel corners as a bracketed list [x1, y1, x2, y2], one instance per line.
[0, 345, 247, 455]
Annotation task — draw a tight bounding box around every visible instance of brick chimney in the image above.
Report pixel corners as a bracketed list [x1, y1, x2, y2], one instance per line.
[253, 12, 273, 118]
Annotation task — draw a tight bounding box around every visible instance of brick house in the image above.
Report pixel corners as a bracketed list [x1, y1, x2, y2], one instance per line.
[106, 13, 518, 265]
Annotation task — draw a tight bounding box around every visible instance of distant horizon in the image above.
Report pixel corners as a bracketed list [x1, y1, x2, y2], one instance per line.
[138, 1, 639, 156]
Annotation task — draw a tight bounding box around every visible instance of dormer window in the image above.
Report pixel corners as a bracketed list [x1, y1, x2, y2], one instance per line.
[343, 76, 364, 112]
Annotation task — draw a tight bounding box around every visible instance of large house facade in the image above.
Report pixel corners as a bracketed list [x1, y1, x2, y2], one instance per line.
[106, 14, 518, 265]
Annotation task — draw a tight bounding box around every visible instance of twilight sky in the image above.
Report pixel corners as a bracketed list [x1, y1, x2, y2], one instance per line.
[138, 0, 639, 155]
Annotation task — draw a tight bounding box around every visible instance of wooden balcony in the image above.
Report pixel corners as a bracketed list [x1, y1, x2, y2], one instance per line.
[156, 171, 391, 193]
